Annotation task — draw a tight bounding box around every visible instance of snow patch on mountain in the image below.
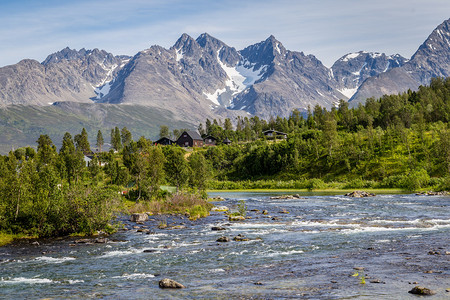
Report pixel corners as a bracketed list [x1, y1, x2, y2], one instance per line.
[341, 52, 360, 62]
[93, 64, 117, 99]
[176, 48, 184, 62]
[203, 49, 267, 106]
[338, 87, 358, 99]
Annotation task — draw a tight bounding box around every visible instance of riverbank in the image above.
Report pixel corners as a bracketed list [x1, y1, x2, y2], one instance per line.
[207, 188, 406, 195]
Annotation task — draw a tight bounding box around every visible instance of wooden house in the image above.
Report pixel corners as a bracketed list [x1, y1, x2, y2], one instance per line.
[203, 135, 217, 146]
[176, 131, 204, 147]
[154, 137, 175, 146]
[222, 138, 232, 145]
[263, 129, 288, 139]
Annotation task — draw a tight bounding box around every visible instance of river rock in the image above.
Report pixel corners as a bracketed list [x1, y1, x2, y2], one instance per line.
[345, 191, 375, 198]
[211, 206, 229, 212]
[171, 225, 186, 229]
[408, 286, 435, 295]
[216, 236, 230, 242]
[262, 210, 269, 215]
[233, 234, 249, 242]
[416, 191, 448, 196]
[229, 215, 245, 221]
[211, 226, 226, 231]
[95, 238, 108, 243]
[159, 278, 185, 289]
[209, 196, 225, 201]
[131, 213, 148, 222]
[74, 238, 92, 244]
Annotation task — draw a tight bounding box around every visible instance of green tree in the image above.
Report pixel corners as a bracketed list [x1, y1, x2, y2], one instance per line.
[121, 127, 132, 147]
[96, 130, 104, 153]
[159, 125, 170, 138]
[74, 128, 91, 154]
[188, 151, 209, 192]
[111, 127, 122, 151]
[36, 135, 57, 165]
[146, 146, 166, 198]
[163, 147, 189, 192]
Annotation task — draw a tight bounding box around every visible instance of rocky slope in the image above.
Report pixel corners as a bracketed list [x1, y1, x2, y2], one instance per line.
[0, 18, 448, 122]
[331, 52, 408, 99]
[349, 18, 450, 107]
[0, 48, 129, 106]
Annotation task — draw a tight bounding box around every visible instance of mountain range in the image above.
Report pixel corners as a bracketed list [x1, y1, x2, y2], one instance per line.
[0, 18, 448, 152]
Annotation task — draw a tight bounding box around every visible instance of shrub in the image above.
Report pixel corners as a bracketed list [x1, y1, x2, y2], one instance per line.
[306, 178, 326, 191]
[401, 168, 430, 191]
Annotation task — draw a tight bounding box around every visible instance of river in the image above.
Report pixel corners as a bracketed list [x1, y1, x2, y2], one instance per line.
[1, 192, 449, 299]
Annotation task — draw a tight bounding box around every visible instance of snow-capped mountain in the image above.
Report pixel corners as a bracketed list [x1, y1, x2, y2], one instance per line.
[350, 18, 450, 106]
[331, 51, 408, 99]
[0, 18, 449, 121]
[0, 48, 130, 106]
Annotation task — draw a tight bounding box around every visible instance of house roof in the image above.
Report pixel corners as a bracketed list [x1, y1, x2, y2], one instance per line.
[263, 129, 288, 135]
[185, 131, 203, 140]
[204, 135, 216, 140]
[223, 138, 232, 143]
[155, 137, 174, 142]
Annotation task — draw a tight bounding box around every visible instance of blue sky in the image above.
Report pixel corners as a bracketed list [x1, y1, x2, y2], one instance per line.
[0, 0, 449, 67]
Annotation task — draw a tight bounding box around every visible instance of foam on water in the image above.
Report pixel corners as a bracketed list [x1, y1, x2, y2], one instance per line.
[34, 256, 76, 264]
[1, 277, 55, 284]
[100, 248, 140, 258]
[112, 273, 155, 279]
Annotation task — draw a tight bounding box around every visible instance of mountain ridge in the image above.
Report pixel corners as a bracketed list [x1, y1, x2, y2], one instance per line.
[0, 19, 449, 121]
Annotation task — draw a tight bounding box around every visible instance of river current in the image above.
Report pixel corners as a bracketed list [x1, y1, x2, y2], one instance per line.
[0, 192, 449, 299]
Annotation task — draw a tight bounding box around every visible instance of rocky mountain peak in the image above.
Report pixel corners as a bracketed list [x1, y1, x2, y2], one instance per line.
[412, 18, 450, 60]
[172, 33, 201, 55]
[239, 35, 286, 68]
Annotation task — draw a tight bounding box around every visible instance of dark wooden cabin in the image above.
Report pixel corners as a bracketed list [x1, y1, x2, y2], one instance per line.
[222, 138, 232, 145]
[176, 131, 204, 147]
[154, 137, 174, 146]
[204, 135, 217, 146]
[263, 129, 288, 139]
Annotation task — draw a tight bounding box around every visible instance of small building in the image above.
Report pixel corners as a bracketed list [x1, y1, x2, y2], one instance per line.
[203, 135, 217, 146]
[176, 131, 204, 147]
[222, 138, 232, 145]
[154, 137, 175, 146]
[263, 129, 288, 139]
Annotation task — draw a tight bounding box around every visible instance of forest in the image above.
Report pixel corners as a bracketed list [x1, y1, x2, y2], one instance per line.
[0, 77, 449, 239]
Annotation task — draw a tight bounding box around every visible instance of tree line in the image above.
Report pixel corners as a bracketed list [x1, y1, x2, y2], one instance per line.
[1, 77, 449, 237]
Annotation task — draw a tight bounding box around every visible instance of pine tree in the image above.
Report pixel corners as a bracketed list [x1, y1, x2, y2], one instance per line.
[96, 130, 104, 153]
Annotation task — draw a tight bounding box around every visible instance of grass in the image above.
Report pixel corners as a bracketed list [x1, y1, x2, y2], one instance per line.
[126, 192, 213, 220]
[0, 232, 37, 247]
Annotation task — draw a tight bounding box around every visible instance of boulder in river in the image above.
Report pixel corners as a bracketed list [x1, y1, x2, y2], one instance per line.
[216, 236, 230, 242]
[159, 278, 185, 289]
[229, 215, 245, 221]
[233, 234, 249, 242]
[211, 226, 226, 231]
[408, 286, 435, 295]
[130, 213, 148, 222]
[211, 206, 229, 212]
[344, 191, 375, 198]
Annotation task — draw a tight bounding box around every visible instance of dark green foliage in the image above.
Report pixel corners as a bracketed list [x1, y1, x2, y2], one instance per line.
[0, 139, 121, 237]
[200, 78, 450, 191]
